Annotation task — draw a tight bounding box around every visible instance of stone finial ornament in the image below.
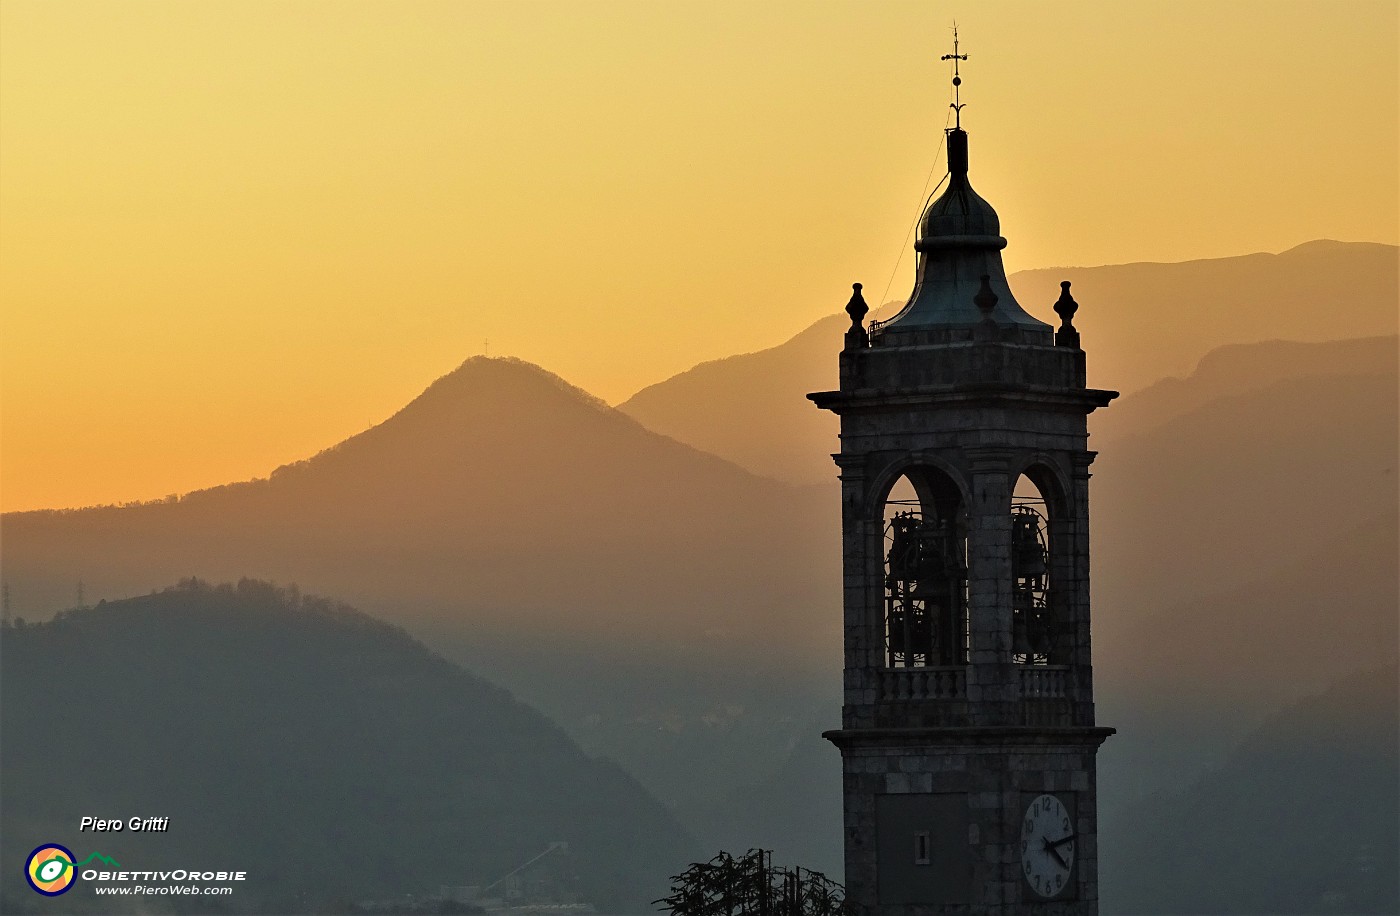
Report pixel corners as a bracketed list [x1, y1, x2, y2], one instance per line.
[844, 282, 870, 350]
[973, 274, 1000, 342]
[974, 274, 998, 318]
[1054, 280, 1081, 349]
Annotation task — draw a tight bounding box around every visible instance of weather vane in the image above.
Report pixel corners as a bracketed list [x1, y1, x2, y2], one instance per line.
[941, 24, 968, 129]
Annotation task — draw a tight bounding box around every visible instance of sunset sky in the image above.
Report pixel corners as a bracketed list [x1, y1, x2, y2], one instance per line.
[2, 0, 1396, 513]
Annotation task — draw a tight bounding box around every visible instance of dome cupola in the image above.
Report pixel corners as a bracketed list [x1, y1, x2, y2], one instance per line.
[918, 128, 1000, 239]
[876, 64, 1051, 344]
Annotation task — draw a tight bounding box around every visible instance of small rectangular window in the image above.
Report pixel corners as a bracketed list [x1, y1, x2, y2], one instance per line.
[913, 831, 931, 865]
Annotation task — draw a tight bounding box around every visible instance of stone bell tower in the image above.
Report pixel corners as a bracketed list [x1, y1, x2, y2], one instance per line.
[808, 43, 1117, 915]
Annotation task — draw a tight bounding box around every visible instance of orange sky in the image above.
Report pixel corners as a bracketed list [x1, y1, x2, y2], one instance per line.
[2, 0, 1396, 513]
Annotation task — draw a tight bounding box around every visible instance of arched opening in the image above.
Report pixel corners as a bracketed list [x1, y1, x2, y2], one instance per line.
[881, 469, 968, 668]
[1012, 473, 1053, 665]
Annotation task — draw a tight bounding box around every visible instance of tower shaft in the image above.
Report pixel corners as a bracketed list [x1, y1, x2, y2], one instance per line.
[809, 67, 1116, 913]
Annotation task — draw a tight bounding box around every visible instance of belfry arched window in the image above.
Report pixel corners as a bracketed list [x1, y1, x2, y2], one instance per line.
[881, 470, 968, 668]
[1012, 473, 1053, 665]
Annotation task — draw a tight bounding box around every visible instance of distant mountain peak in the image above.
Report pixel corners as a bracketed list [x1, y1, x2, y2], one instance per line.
[429, 355, 611, 411]
[1279, 238, 1395, 256]
[265, 355, 623, 477]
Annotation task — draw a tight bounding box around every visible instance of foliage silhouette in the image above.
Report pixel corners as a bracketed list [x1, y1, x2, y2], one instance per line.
[655, 850, 844, 916]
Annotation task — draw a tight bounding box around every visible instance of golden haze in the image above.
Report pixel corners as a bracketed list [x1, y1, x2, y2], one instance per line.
[2, 0, 1396, 512]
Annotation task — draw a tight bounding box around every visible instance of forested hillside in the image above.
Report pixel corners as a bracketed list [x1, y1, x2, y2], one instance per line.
[0, 580, 697, 914]
[1103, 666, 1399, 914]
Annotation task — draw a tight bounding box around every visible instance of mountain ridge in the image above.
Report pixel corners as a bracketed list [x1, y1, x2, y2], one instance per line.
[1025, 237, 1390, 272]
[1102, 664, 1399, 915]
[9, 356, 788, 518]
[0, 578, 700, 913]
[1, 355, 840, 658]
[618, 241, 1397, 485]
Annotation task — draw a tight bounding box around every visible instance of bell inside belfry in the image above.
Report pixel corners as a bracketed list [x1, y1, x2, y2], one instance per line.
[1011, 502, 1052, 664]
[883, 502, 967, 668]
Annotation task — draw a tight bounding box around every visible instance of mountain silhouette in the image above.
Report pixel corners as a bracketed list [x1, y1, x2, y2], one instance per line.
[1011, 240, 1398, 395]
[1, 356, 842, 813]
[619, 315, 848, 487]
[0, 579, 699, 914]
[1091, 359, 1397, 616]
[1093, 509, 1398, 830]
[2, 356, 839, 660]
[1102, 665, 1398, 914]
[618, 242, 1397, 485]
[1090, 334, 1398, 444]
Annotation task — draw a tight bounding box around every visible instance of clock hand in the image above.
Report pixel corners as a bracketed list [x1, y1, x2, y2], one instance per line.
[1047, 843, 1070, 870]
[1049, 834, 1076, 849]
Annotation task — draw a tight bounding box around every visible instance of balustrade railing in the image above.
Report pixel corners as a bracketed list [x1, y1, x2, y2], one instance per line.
[879, 666, 966, 701]
[874, 665, 1073, 706]
[1019, 664, 1070, 699]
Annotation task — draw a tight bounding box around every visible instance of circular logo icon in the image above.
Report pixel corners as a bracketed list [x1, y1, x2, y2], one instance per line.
[25, 844, 76, 896]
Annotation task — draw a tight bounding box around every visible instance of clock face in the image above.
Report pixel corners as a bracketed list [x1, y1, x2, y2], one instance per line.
[1020, 793, 1074, 899]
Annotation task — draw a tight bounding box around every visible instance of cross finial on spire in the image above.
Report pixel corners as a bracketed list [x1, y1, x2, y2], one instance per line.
[941, 24, 968, 129]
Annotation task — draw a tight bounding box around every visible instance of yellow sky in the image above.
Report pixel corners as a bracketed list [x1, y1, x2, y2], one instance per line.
[2, 0, 1396, 513]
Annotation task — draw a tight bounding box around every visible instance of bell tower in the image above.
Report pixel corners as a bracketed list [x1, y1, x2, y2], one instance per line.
[808, 40, 1117, 915]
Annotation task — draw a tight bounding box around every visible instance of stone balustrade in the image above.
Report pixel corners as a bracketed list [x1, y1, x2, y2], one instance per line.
[878, 665, 967, 701]
[1019, 664, 1070, 699]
